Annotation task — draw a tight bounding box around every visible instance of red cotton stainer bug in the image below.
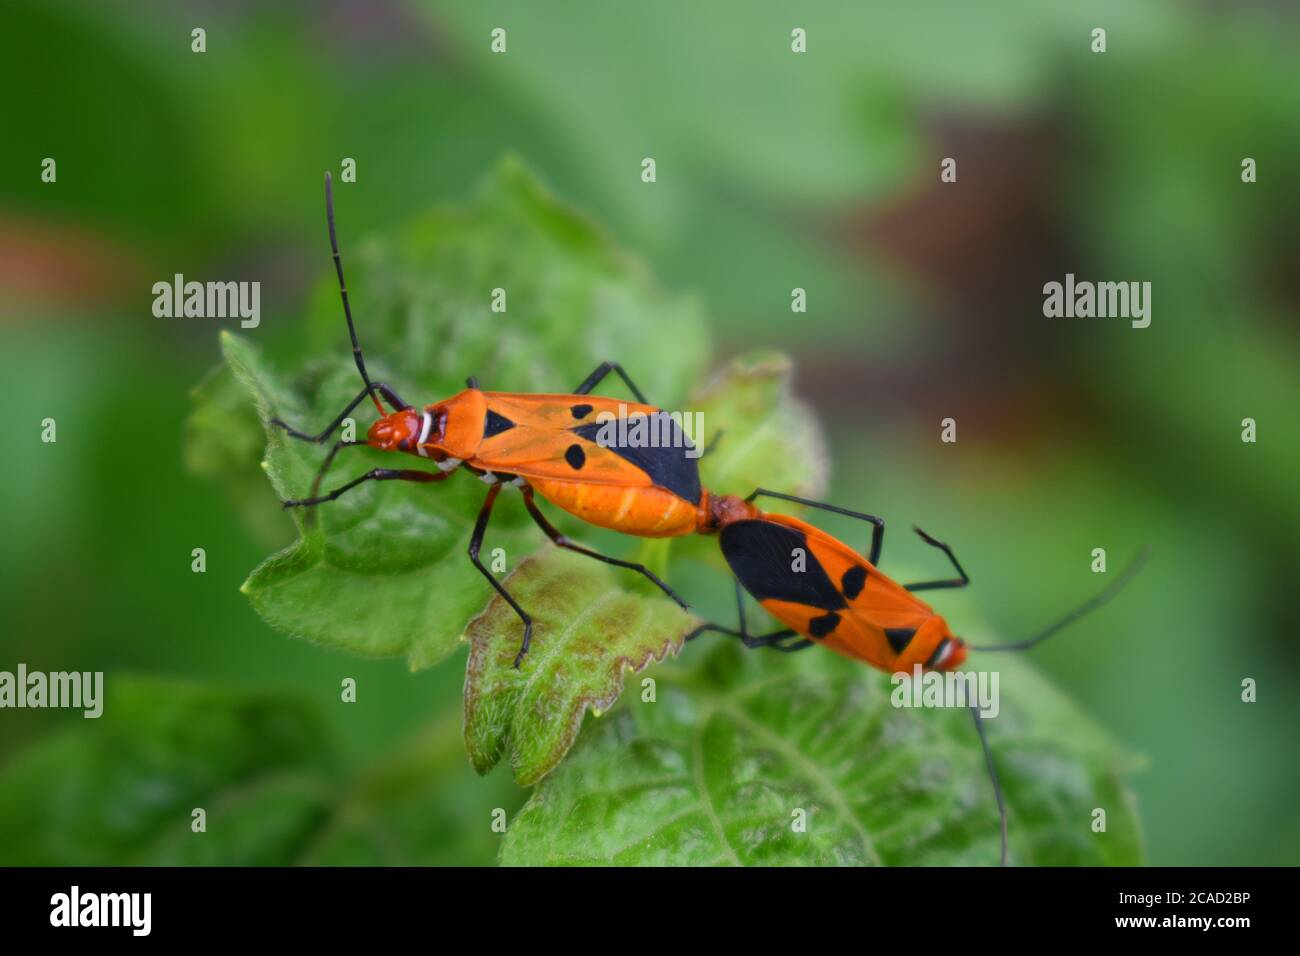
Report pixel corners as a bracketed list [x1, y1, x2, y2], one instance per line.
[273, 173, 716, 668]
[686, 488, 1150, 866]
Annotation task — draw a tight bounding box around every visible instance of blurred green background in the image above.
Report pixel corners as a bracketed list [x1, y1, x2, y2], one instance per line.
[1, 0, 1297, 865]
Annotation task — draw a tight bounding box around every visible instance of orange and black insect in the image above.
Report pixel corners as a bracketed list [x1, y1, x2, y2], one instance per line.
[690, 488, 1149, 865]
[273, 173, 710, 666]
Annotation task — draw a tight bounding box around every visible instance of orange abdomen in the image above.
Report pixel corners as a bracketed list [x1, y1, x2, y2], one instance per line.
[529, 478, 698, 538]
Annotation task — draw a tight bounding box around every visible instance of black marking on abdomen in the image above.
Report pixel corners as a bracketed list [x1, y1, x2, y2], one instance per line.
[565, 444, 586, 470]
[483, 409, 517, 439]
[841, 565, 868, 600]
[885, 628, 915, 654]
[570, 403, 593, 419]
[571, 417, 701, 504]
[809, 613, 840, 638]
[720, 520, 846, 612]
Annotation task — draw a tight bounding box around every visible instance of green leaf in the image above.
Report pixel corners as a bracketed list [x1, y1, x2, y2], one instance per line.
[500, 646, 1145, 866]
[0, 679, 336, 866]
[292, 708, 526, 867]
[694, 350, 828, 500]
[0, 679, 523, 866]
[303, 154, 709, 404]
[221, 330, 529, 670]
[671, 350, 829, 571]
[188, 158, 709, 670]
[464, 548, 696, 786]
[184, 362, 293, 549]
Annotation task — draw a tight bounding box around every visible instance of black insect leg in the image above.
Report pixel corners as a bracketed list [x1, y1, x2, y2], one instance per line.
[684, 580, 813, 653]
[903, 527, 970, 592]
[745, 488, 885, 565]
[572, 361, 649, 404]
[293, 438, 366, 529]
[684, 622, 812, 652]
[272, 382, 409, 443]
[700, 429, 725, 458]
[467, 483, 535, 670]
[520, 487, 688, 610]
[282, 467, 446, 509]
[970, 705, 1009, 867]
[307, 439, 359, 498]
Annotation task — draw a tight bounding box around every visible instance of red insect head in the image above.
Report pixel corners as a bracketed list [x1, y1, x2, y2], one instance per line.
[366, 409, 423, 452]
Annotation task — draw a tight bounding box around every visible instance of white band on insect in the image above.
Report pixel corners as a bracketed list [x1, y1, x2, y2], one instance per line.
[416, 412, 432, 457]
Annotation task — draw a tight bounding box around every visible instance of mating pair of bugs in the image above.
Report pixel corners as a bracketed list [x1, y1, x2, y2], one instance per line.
[273, 173, 1147, 865]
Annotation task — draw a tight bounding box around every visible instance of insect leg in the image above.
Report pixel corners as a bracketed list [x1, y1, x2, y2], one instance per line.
[271, 382, 409, 443]
[684, 623, 811, 652]
[903, 526, 970, 592]
[700, 429, 725, 458]
[572, 361, 649, 404]
[742, 635, 816, 653]
[731, 579, 811, 649]
[969, 705, 1009, 867]
[308, 439, 360, 499]
[750, 633, 814, 651]
[281, 467, 446, 508]
[293, 438, 365, 529]
[520, 488, 689, 610]
[467, 483, 534, 669]
[745, 488, 885, 565]
[684, 581, 812, 652]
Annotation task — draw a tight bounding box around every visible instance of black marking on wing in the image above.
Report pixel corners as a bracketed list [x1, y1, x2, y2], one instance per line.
[571, 417, 701, 504]
[809, 613, 840, 638]
[483, 409, 517, 439]
[885, 628, 916, 654]
[841, 565, 868, 600]
[719, 520, 846, 612]
[565, 444, 586, 470]
[570, 403, 593, 419]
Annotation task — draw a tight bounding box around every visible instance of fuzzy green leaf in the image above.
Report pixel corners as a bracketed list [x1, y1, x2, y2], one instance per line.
[189, 158, 708, 669]
[0, 679, 522, 866]
[0, 679, 335, 866]
[464, 548, 696, 786]
[670, 350, 829, 571]
[184, 363, 289, 549]
[298, 156, 710, 404]
[221, 330, 537, 670]
[500, 647, 1145, 866]
[694, 350, 828, 501]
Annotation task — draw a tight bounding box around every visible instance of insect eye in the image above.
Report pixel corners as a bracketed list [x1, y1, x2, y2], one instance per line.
[398, 438, 411, 451]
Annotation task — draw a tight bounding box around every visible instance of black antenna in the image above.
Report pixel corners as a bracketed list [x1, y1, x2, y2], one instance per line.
[325, 171, 382, 414]
[969, 546, 1150, 653]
